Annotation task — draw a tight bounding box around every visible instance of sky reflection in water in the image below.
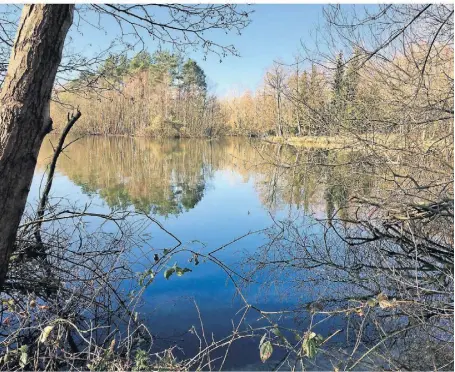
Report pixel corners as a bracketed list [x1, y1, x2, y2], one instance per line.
[31, 136, 347, 369]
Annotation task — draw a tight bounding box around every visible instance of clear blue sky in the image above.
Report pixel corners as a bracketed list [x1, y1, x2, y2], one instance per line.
[190, 4, 325, 96]
[66, 4, 326, 97]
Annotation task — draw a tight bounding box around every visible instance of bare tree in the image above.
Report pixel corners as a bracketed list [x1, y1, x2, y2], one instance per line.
[0, 4, 251, 290]
[265, 63, 288, 137]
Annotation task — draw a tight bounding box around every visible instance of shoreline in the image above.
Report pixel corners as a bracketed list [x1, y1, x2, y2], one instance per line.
[48, 131, 437, 151]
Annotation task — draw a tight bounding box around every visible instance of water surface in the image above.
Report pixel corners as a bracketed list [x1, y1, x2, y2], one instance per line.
[32, 136, 357, 369]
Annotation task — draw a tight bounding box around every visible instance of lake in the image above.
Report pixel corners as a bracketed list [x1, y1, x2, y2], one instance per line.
[30, 136, 370, 370]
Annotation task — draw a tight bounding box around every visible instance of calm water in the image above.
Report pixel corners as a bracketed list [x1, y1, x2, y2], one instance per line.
[31, 136, 355, 370]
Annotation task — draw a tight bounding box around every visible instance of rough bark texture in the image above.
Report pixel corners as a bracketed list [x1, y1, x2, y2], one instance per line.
[0, 5, 74, 289]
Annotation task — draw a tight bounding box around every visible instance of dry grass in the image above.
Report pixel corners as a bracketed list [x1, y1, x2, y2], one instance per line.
[265, 136, 353, 149]
[265, 133, 444, 151]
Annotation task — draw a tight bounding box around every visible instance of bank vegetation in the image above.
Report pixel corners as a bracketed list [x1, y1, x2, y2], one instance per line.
[1, 3, 453, 371]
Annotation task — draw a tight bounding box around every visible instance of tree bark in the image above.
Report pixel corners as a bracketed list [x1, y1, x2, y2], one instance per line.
[0, 5, 74, 289]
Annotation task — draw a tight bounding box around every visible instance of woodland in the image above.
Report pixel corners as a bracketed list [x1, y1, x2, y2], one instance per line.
[0, 4, 453, 371]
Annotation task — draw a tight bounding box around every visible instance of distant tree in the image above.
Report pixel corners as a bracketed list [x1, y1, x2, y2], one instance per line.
[283, 57, 305, 135]
[97, 53, 129, 87]
[345, 48, 361, 103]
[343, 48, 363, 131]
[266, 63, 287, 136]
[331, 52, 347, 133]
[332, 52, 345, 99]
[151, 50, 182, 83]
[299, 70, 309, 134]
[0, 3, 252, 289]
[181, 59, 207, 94]
[307, 64, 326, 135]
[129, 50, 152, 71]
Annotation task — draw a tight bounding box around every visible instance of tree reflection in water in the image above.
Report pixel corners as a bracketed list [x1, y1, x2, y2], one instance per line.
[32, 136, 452, 370]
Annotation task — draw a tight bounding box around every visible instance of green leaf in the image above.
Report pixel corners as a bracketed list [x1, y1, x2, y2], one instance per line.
[175, 267, 192, 276]
[39, 325, 54, 343]
[139, 269, 155, 287]
[272, 326, 289, 346]
[134, 349, 150, 371]
[271, 326, 282, 337]
[259, 333, 267, 346]
[259, 340, 273, 363]
[19, 345, 28, 368]
[164, 268, 175, 280]
[2, 352, 11, 363]
[302, 338, 316, 359]
[302, 332, 321, 359]
[367, 298, 378, 307]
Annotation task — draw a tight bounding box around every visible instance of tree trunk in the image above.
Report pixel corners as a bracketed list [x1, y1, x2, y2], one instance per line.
[0, 5, 74, 289]
[276, 92, 283, 136]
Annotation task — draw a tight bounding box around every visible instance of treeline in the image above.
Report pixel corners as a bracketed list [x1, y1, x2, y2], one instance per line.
[222, 44, 453, 140]
[52, 42, 453, 141]
[52, 50, 225, 137]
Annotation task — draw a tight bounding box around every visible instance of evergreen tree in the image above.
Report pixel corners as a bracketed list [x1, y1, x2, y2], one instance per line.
[331, 52, 347, 134]
[345, 48, 361, 103]
[150, 50, 182, 84]
[308, 64, 324, 135]
[115, 54, 129, 77]
[332, 52, 345, 100]
[129, 51, 152, 71]
[181, 59, 207, 94]
[97, 53, 129, 86]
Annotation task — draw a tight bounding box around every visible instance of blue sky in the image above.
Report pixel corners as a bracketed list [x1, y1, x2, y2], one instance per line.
[191, 4, 325, 96]
[67, 4, 326, 97]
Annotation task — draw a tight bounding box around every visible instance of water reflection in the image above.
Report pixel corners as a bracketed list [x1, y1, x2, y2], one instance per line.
[37, 136, 371, 218]
[29, 136, 453, 370]
[33, 136, 376, 370]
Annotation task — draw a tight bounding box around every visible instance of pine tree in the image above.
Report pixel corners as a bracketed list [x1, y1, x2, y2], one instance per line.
[332, 52, 345, 100]
[345, 48, 361, 103]
[129, 51, 152, 71]
[181, 59, 207, 94]
[150, 50, 182, 84]
[331, 52, 346, 134]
